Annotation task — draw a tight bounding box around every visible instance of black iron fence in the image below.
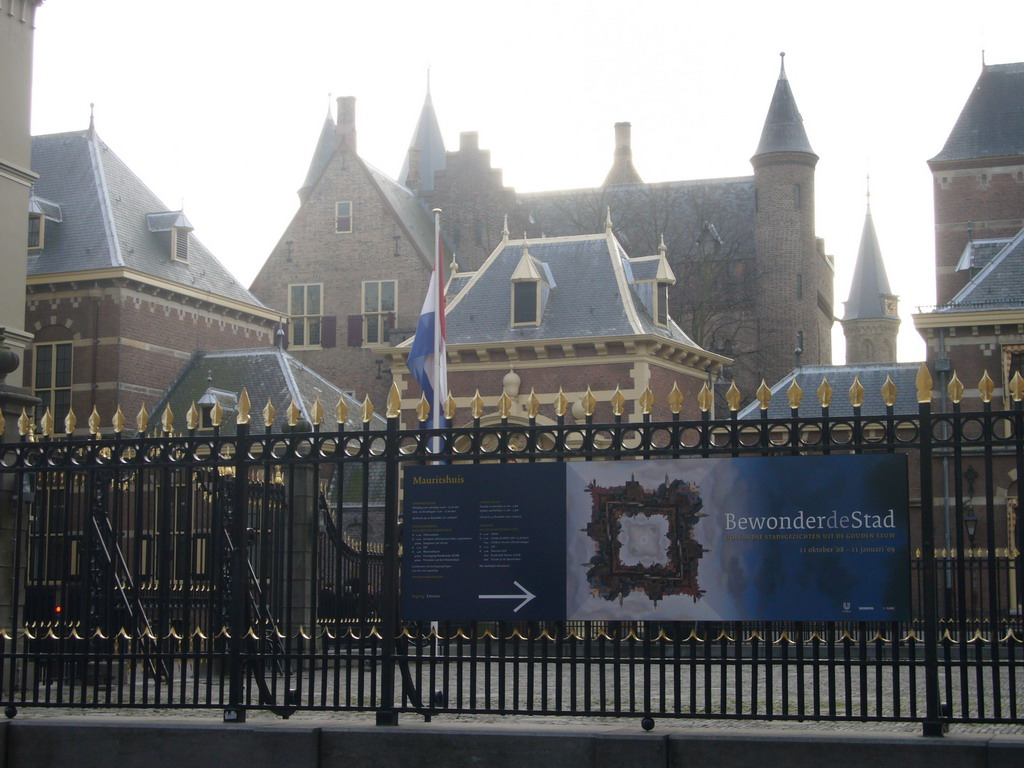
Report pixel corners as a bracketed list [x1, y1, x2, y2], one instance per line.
[0, 368, 1021, 734]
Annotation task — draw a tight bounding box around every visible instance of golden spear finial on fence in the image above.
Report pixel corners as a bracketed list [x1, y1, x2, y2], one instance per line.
[916, 364, 933, 404]
[136, 404, 149, 434]
[581, 387, 597, 418]
[947, 372, 964, 404]
[697, 383, 712, 413]
[555, 388, 569, 418]
[849, 376, 864, 409]
[817, 378, 832, 408]
[237, 388, 252, 425]
[725, 382, 741, 412]
[610, 386, 626, 417]
[160, 404, 174, 435]
[881, 376, 897, 408]
[1010, 371, 1024, 402]
[386, 383, 401, 419]
[979, 371, 994, 403]
[287, 398, 302, 427]
[186, 402, 199, 431]
[112, 406, 125, 434]
[669, 382, 684, 414]
[787, 379, 803, 410]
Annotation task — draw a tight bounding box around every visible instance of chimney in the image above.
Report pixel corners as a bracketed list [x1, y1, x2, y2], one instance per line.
[404, 147, 421, 192]
[603, 122, 642, 186]
[459, 131, 480, 151]
[614, 122, 632, 157]
[336, 96, 356, 152]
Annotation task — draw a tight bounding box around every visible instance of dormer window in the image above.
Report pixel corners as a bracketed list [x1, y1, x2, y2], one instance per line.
[146, 210, 194, 262]
[510, 243, 553, 327]
[27, 194, 62, 251]
[197, 388, 237, 430]
[627, 238, 676, 328]
[171, 226, 189, 262]
[513, 282, 538, 324]
[28, 213, 43, 249]
[655, 283, 669, 326]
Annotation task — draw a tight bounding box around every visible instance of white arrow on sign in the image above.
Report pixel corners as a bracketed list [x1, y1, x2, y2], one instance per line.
[479, 581, 537, 613]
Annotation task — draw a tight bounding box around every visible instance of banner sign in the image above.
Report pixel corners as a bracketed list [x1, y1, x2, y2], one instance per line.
[401, 455, 910, 622]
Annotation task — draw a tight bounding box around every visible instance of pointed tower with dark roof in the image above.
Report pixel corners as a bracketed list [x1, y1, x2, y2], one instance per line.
[751, 53, 832, 381]
[928, 61, 1024, 305]
[400, 85, 446, 193]
[842, 193, 899, 364]
[298, 108, 338, 204]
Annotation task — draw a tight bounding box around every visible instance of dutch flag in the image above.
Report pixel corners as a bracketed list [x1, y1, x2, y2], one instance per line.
[406, 211, 447, 432]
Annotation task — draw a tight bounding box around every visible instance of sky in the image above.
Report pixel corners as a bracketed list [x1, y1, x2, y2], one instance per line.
[27, 0, 1024, 368]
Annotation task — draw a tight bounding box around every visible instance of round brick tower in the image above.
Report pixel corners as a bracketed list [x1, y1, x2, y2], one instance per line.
[751, 54, 831, 384]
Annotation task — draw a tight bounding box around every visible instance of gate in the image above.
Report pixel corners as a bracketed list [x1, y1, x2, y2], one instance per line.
[0, 367, 1021, 734]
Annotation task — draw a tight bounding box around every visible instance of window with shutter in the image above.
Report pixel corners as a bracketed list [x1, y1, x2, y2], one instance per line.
[288, 283, 324, 348]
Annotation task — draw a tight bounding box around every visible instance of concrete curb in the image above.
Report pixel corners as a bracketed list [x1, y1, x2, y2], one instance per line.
[0, 718, 1021, 768]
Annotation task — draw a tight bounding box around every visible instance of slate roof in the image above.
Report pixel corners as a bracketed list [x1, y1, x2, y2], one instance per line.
[399, 90, 446, 192]
[298, 111, 337, 202]
[362, 160, 436, 268]
[938, 227, 1024, 311]
[752, 55, 816, 159]
[930, 62, 1024, 164]
[956, 237, 1012, 273]
[737, 362, 923, 419]
[520, 176, 756, 260]
[152, 347, 386, 436]
[29, 130, 264, 308]
[843, 209, 895, 320]
[438, 232, 705, 349]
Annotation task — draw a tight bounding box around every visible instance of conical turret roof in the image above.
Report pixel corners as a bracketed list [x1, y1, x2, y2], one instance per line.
[930, 62, 1024, 164]
[753, 54, 816, 159]
[400, 88, 446, 192]
[844, 207, 895, 320]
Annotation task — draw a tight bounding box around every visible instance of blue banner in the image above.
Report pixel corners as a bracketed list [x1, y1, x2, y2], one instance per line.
[401, 455, 910, 622]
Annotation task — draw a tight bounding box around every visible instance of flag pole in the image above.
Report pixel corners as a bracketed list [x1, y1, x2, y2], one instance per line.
[432, 208, 444, 436]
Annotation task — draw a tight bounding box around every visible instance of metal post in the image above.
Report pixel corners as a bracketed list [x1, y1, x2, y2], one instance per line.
[376, 412, 401, 726]
[918, 398, 945, 736]
[225, 420, 249, 723]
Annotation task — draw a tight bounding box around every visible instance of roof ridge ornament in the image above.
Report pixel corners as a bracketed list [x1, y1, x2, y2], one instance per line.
[605, 207, 613, 232]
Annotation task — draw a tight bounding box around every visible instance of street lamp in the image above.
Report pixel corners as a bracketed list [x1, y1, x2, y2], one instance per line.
[964, 503, 978, 546]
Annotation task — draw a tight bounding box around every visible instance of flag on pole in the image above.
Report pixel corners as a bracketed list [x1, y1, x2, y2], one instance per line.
[407, 210, 447, 431]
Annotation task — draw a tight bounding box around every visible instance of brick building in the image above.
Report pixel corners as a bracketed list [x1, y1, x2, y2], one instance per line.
[914, 60, 1024, 408]
[424, 54, 834, 398]
[912, 60, 1024, 580]
[384, 223, 729, 425]
[24, 124, 282, 431]
[252, 55, 833, 411]
[249, 97, 440, 408]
